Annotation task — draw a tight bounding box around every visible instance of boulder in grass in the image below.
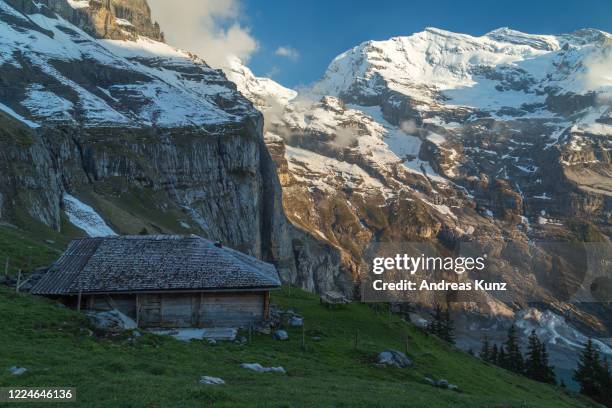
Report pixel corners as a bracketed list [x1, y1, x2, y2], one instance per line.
[436, 379, 449, 388]
[86, 310, 137, 331]
[289, 316, 303, 327]
[199, 376, 225, 385]
[273, 330, 288, 340]
[241, 363, 285, 374]
[9, 366, 26, 376]
[377, 350, 412, 368]
[424, 377, 459, 391]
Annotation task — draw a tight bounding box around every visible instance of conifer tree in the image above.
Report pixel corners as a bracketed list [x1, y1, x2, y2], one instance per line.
[597, 356, 611, 406]
[498, 345, 506, 367]
[490, 344, 499, 365]
[525, 330, 542, 380]
[442, 307, 455, 344]
[480, 336, 491, 362]
[427, 304, 443, 337]
[573, 339, 602, 398]
[539, 342, 556, 384]
[427, 304, 455, 344]
[525, 330, 556, 384]
[502, 324, 524, 373]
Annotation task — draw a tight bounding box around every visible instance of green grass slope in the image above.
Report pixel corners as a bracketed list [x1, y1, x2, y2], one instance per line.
[0, 284, 597, 408]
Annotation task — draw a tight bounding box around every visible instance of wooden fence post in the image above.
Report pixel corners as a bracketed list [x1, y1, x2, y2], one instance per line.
[15, 269, 21, 293]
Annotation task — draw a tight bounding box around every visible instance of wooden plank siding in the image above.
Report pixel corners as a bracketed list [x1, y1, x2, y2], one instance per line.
[199, 293, 264, 328]
[86, 291, 268, 328]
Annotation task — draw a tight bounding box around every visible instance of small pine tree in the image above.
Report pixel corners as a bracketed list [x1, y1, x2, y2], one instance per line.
[502, 324, 524, 374]
[597, 356, 611, 406]
[480, 336, 491, 362]
[427, 304, 443, 337]
[539, 342, 556, 384]
[490, 344, 499, 364]
[525, 330, 556, 384]
[427, 304, 455, 344]
[498, 345, 507, 367]
[525, 330, 542, 380]
[442, 307, 455, 344]
[573, 339, 602, 398]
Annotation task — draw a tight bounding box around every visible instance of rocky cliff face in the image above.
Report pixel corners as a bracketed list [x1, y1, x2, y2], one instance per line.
[0, 0, 348, 294]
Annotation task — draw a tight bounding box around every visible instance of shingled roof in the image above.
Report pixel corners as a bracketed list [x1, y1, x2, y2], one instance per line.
[31, 235, 281, 295]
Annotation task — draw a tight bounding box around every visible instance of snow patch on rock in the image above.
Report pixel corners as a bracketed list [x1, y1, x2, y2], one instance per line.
[63, 194, 116, 237]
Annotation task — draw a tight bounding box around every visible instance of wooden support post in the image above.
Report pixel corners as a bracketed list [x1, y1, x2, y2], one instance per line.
[77, 290, 82, 312]
[263, 291, 270, 320]
[159, 294, 164, 327]
[135, 295, 140, 327]
[15, 269, 21, 293]
[199, 293, 204, 328]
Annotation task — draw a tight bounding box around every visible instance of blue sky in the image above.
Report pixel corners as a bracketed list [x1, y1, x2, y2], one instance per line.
[241, 0, 612, 88]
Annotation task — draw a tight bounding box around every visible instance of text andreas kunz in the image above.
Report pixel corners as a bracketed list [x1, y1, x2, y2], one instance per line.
[370, 254, 508, 292]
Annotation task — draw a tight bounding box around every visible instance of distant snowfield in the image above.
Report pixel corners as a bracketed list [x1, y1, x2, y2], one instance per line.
[63, 194, 116, 237]
[0, 101, 40, 128]
[349, 104, 447, 183]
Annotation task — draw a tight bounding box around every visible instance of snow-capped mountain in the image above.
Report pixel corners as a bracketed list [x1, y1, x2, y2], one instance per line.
[226, 27, 611, 340]
[0, 0, 255, 127]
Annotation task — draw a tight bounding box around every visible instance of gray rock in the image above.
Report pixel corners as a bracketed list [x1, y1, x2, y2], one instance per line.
[199, 376, 225, 385]
[311, 336, 322, 342]
[447, 384, 459, 391]
[9, 366, 26, 376]
[436, 379, 449, 388]
[240, 363, 285, 374]
[424, 377, 435, 385]
[273, 330, 289, 341]
[377, 350, 412, 368]
[86, 310, 137, 331]
[132, 330, 141, 338]
[289, 316, 303, 327]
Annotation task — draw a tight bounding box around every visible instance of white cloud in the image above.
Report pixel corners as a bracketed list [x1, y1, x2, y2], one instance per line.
[582, 46, 612, 101]
[275, 46, 300, 61]
[147, 0, 258, 68]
